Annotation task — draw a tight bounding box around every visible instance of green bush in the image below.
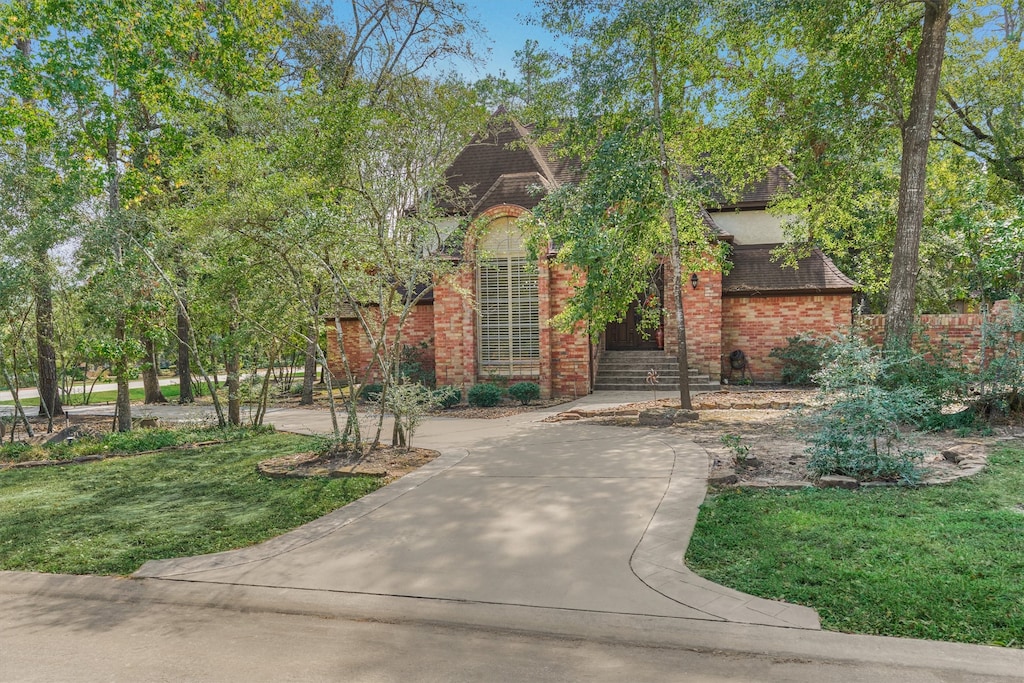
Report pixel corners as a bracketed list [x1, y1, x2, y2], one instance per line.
[507, 381, 540, 406]
[433, 385, 462, 409]
[467, 383, 503, 407]
[361, 383, 383, 402]
[768, 334, 829, 385]
[381, 383, 438, 450]
[804, 336, 933, 485]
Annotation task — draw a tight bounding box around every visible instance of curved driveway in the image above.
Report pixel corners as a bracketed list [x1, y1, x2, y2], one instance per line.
[127, 394, 819, 629]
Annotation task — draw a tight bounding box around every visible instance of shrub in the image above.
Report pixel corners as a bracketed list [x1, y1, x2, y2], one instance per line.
[433, 385, 462, 409]
[769, 334, 829, 385]
[399, 343, 436, 389]
[803, 336, 933, 485]
[360, 383, 383, 402]
[379, 382, 438, 450]
[507, 381, 540, 406]
[467, 383, 503, 407]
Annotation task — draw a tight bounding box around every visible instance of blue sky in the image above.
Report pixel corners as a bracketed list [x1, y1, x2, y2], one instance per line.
[459, 1, 551, 77]
[330, 1, 554, 79]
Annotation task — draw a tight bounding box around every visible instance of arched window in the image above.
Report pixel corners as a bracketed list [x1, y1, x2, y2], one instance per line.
[477, 217, 539, 375]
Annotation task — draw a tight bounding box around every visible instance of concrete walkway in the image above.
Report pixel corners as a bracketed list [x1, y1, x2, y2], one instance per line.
[67, 392, 818, 629]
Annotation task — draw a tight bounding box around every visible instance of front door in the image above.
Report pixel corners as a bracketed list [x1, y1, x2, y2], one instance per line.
[606, 301, 661, 350]
[606, 268, 664, 351]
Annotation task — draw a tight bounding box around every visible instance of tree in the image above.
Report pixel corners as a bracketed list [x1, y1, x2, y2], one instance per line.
[725, 0, 962, 343]
[0, 7, 91, 425]
[530, 0, 765, 408]
[935, 1, 1024, 193]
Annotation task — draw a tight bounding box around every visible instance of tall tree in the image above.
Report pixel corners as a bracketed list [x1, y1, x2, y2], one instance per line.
[936, 1, 1024, 192]
[531, 0, 764, 408]
[886, 0, 952, 344]
[725, 0, 959, 343]
[0, 6, 87, 424]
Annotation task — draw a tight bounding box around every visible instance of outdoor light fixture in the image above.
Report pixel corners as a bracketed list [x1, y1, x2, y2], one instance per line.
[690, 273, 699, 289]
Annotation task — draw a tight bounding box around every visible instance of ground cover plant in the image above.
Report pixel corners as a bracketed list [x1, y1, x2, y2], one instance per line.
[686, 446, 1024, 647]
[0, 432, 381, 574]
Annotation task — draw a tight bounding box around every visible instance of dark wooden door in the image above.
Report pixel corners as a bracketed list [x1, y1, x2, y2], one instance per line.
[606, 301, 662, 350]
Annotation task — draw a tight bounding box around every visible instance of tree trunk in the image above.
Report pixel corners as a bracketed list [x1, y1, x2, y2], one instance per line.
[884, 1, 951, 346]
[107, 128, 131, 433]
[141, 336, 167, 404]
[176, 268, 194, 404]
[18, 38, 63, 425]
[33, 253, 63, 423]
[301, 285, 321, 405]
[226, 320, 241, 426]
[648, 39, 693, 409]
[114, 317, 132, 432]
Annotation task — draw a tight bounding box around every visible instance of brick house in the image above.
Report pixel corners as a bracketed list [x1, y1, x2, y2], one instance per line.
[327, 115, 856, 396]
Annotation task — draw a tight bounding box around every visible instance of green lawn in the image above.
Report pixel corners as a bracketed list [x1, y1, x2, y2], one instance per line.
[2, 383, 182, 407]
[686, 447, 1024, 647]
[0, 432, 380, 575]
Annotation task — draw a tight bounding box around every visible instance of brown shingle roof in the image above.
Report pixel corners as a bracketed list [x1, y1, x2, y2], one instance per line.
[723, 244, 856, 296]
[705, 166, 795, 210]
[440, 115, 580, 217]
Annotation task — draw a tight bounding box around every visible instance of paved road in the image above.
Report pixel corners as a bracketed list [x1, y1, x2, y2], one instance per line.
[3, 572, 1020, 682]
[3, 393, 1021, 680]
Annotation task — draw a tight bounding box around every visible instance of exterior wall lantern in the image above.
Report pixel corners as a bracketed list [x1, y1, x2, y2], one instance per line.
[690, 273, 699, 290]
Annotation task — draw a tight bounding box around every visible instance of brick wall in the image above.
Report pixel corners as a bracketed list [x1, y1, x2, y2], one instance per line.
[325, 303, 436, 385]
[856, 299, 1013, 368]
[663, 268, 724, 381]
[433, 267, 477, 392]
[721, 294, 854, 382]
[547, 262, 592, 398]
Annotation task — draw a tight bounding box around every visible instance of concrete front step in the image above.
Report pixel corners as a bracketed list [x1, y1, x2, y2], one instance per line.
[596, 368, 696, 377]
[596, 350, 718, 392]
[598, 363, 698, 373]
[592, 382, 720, 392]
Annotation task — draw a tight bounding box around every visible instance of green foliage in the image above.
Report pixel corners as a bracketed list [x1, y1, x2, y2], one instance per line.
[432, 385, 462, 409]
[378, 382, 438, 450]
[805, 336, 935, 484]
[768, 334, 830, 386]
[507, 381, 540, 406]
[467, 383, 503, 408]
[982, 300, 1024, 407]
[719, 433, 750, 464]
[0, 424, 275, 464]
[361, 383, 384, 403]
[399, 343, 435, 388]
[0, 433, 380, 575]
[687, 448, 1024, 646]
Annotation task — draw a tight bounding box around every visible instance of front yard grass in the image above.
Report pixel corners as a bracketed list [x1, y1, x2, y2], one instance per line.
[2, 383, 182, 407]
[0, 432, 381, 575]
[686, 446, 1024, 647]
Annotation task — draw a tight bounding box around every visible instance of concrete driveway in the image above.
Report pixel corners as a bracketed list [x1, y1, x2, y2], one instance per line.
[124, 395, 817, 628]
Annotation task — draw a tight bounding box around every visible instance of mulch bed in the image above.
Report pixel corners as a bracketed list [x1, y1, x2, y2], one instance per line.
[258, 445, 440, 483]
